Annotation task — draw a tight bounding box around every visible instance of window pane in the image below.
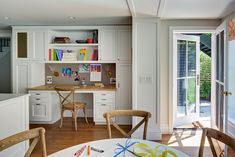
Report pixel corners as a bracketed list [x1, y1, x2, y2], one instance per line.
[177, 79, 186, 117]
[188, 41, 196, 76]
[187, 78, 196, 114]
[17, 32, 27, 58]
[177, 40, 186, 77]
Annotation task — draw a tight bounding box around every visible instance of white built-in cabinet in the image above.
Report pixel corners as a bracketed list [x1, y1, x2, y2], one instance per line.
[31, 30, 46, 61]
[28, 90, 60, 124]
[99, 29, 116, 61]
[12, 28, 46, 93]
[94, 91, 116, 124]
[12, 26, 132, 125]
[117, 30, 132, 62]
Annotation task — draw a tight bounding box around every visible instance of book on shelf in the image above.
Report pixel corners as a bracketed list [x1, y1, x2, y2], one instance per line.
[48, 48, 64, 61]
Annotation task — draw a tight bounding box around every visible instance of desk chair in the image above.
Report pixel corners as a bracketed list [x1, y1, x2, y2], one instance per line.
[54, 86, 88, 131]
[0, 127, 47, 157]
[199, 127, 235, 157]
[103, 110, 151, 139]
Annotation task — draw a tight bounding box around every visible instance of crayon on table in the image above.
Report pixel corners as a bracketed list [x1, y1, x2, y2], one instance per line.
[74, 145, 86, 157]
[87, 145, 91, 156]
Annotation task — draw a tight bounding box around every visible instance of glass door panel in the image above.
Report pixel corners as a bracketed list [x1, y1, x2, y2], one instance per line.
[174, 34, 200, 127]
[17, 32, 27, 58]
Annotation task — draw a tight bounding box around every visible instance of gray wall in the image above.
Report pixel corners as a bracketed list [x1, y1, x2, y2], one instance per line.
[0, 30, 11, 93]
[0, 49, 11, 93]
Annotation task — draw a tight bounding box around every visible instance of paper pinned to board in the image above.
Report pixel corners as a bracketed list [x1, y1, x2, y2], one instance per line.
[90, 64, 101, 82]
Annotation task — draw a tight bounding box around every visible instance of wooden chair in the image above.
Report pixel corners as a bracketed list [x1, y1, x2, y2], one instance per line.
[199, 128, 235, 157]
[54, 86, 88, 131]
[0, 127, 47, 157]
[103, 110, 151, 139]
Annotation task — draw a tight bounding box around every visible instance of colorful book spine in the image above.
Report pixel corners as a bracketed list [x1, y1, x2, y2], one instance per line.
[48, 49, 51, 61]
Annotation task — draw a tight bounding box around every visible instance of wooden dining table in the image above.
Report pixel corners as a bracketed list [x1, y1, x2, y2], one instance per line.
[48, 138, 189, 157]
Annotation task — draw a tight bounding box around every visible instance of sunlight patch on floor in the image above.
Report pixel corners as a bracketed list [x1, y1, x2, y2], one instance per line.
[167, 129, 209, 147]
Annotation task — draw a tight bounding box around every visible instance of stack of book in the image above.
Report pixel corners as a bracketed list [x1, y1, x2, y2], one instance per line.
[48, 49, 63, 61]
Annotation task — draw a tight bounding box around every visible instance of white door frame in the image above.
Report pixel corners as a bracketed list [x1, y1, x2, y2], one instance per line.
[173, 33, 200, 127]
[169, 26, 216, 133]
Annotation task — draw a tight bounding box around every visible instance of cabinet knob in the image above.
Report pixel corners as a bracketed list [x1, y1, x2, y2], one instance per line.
[36, 98, 40, 100]
[36, 93, 40, 95]
[101, 104, 106, 106]
[36, 104, 40, 106]
[101, 99, 107, 101]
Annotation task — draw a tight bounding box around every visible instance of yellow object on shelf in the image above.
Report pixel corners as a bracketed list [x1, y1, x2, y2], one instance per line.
[80, 48, 87, 61]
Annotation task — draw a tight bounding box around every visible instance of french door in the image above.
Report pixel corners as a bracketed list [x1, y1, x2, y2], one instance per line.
[214, 24, 225, 132]
[173, 34, 200, 127]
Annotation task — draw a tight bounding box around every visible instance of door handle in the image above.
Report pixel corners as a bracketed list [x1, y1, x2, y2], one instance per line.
[222, 91, 232, 96]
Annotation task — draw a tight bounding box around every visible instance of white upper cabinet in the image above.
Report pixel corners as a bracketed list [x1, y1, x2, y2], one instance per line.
[31, 30, 46, 61]
[117, 30, 132, 62]
[15, 30, 29, 60]
[99, 30, 116, 61]
[14, 29, 46, 61]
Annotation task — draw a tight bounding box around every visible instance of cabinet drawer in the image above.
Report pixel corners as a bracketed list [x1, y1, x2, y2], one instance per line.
[30, 97, 49, 103]
[95, 92, 115, 103]
[96, 92, 115, 99]
[30, 92, 49, 98]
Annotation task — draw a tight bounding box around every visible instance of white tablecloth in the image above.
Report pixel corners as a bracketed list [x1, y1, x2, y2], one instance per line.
[48, 138, 189, 157]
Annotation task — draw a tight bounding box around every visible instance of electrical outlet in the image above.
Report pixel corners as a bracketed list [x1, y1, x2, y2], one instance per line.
[46, 76, 53, 84]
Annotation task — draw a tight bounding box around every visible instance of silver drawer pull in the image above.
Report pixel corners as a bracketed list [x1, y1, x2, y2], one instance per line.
[36, 98, 40, 100]
[101, 99, 107, 101]
[36, 104, 40, 106]
[101, 104, 106, 106]
[35, 93, 40, 95]
[101, 94, 106, 96]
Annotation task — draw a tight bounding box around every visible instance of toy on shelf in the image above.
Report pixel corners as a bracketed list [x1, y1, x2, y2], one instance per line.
[80, 48, 87, 61]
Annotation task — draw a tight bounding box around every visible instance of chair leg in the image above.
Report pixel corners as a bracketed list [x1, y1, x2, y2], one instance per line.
[74, 111, 77, 131]
[60, 110, 64, 128]
[83, 107, 88, 124]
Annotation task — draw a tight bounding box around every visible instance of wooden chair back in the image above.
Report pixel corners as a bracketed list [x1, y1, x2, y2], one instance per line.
[0, 127, 47, 157]
[103, 110, 151, 139]
[199, 128, 235, 157]
[54, 86, 75, 107]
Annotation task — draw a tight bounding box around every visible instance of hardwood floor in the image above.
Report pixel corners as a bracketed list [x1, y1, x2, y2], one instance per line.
[30, 118, 212, 157]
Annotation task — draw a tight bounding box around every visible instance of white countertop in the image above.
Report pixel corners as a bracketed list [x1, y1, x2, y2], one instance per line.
[0, 94, 29, 102]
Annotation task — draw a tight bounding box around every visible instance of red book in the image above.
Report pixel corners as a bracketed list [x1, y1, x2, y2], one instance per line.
[49, 49, 51, 61]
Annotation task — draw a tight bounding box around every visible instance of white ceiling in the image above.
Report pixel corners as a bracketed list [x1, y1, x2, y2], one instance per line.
[0, 0, 235, 28]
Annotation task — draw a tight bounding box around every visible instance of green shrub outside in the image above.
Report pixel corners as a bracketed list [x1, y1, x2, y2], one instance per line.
[200, 51, 211, 100]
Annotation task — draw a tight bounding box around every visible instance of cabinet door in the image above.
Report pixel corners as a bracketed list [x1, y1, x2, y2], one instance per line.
[29, 91, 51, 122]
[15, 63, 29, 93]
[95, 103, 114, 122]
[31, 30, 46, 61]
[15, 31, 29, 59]
[117, 30, 132, 62]
[116, 64, 132, 124]
[99, 30, 116, 61]
[30, 102, 51, 121]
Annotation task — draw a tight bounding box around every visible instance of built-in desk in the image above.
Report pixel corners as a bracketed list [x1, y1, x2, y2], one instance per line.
[28, 85, 116, 125]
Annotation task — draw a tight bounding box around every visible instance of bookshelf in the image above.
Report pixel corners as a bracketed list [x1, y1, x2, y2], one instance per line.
[47, 29, 99, 62]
